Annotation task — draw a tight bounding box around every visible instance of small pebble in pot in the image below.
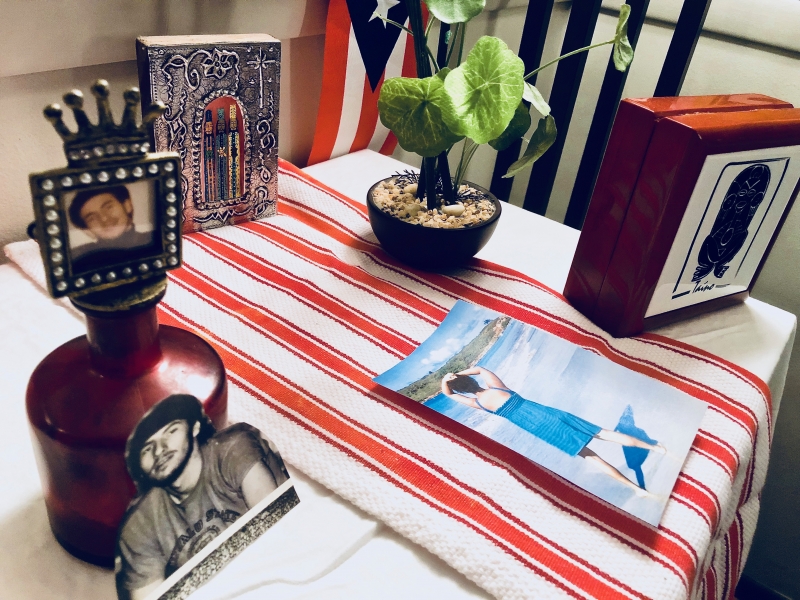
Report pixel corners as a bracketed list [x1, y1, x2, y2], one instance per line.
[442, 203, 465, 217]
[405, 204, 423, 218]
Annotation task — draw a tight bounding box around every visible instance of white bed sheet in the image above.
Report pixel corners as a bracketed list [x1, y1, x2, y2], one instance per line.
[0, 150, 794, 600]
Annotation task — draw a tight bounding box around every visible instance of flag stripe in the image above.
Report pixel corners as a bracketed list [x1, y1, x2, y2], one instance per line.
[308, 2, 418, 164]
[306, 0, 351, 166]
[367, 18, 410, 152]
[331, 24, 367, 159]
[349, 73, 384, 155]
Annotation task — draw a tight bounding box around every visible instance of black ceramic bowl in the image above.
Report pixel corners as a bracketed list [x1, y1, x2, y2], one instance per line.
[366, 178, 502, 271]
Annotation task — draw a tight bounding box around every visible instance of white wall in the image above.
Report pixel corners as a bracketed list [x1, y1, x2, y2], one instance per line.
[0, 0, 326, 255]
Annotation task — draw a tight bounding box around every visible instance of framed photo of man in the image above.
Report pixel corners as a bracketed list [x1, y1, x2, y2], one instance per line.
[115, 394, 299, 600]
[65, 180, 156, 270]
[30, 154, 184, 298]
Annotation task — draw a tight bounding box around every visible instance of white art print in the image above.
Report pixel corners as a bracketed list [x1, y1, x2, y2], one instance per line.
[646, 145, 800, 318]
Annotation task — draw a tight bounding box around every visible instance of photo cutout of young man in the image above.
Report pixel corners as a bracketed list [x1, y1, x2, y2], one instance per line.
[67, 183, 155, 272]
[115, 395, 291, 600]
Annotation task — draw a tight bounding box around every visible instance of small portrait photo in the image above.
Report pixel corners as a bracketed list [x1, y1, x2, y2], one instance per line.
[65, 180, 158, 274]
[374, 301, 707, 525]
[115, 395, 298, 600]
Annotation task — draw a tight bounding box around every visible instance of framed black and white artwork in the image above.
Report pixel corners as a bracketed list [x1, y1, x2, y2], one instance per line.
[587, 106, 800, 337]
[645, 146, 800, 319]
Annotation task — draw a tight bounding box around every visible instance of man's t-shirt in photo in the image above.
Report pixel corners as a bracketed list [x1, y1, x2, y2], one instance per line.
[116, 423, 288, 593]
[71, 228, 155, 274]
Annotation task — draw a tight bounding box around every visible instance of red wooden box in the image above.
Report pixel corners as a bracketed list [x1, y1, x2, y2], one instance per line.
[567, 101, 800, 337]
[565, 94, 792, 324]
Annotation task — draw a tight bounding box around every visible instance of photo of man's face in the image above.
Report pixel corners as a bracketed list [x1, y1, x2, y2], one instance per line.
[65, 181, 157, 268]
[139, 419, 196, 485]
[78, 190, 135, 241]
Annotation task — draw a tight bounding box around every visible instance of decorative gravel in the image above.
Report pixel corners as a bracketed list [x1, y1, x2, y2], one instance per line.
[371, 174, 496, 228]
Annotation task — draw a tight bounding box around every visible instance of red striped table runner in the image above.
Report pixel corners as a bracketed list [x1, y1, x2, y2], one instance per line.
[157, 159, 772, 599]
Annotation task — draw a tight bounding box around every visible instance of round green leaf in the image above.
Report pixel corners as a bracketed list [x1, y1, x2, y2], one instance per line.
[442, 36, 525, 144]
[425, 0, 486, 24]
[378, 76, 463, 157]
[489, 101, 531, 151]
[503, 115, 557, 178]
[613, 4, 634, 72]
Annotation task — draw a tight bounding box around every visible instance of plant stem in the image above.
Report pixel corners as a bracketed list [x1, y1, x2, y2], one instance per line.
[425, 14, 435, 38]
[376, 16, 414, 37]
[457, 22, 467, 65]
[406, 0, 431, 78]
[423, 156, 438, 211]
[455, 140, 480, 188]
[438, 151, 455, 204]
[445, 23, 460, 67]
[454, 139, 473, 188]
[427, 46, 439, 74]
[405, 0, 438, 211]
[463, 145, 480, 184]
[436, 23, 450, 68]
[523, 39, 614, 81]
[416, 160, 426, 200]
[376, 13, 437, 72]
[375, 15, 440, 73]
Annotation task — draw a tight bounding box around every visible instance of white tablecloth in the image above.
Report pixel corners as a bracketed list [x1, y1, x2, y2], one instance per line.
[0, 150, 794, 599]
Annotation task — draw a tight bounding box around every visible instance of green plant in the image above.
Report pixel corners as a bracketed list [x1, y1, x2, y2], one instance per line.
[377, 0, 634, 210]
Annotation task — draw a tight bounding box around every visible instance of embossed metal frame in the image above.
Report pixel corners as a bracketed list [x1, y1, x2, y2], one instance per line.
[30, 152, 183, 298]
[138, 37, 280, 233]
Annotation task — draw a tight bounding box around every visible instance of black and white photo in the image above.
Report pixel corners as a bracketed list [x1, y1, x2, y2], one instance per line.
[115, 394, 298, 600]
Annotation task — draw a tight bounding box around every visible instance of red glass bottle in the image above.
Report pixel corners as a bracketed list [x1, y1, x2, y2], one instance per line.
[26, 277, 227, 567]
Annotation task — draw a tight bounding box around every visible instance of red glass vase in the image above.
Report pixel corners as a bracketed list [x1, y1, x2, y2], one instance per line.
[26, 277, 227, 567]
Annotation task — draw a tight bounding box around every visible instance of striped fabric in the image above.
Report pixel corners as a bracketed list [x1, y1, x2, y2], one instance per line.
[306, 0, 417, 165]
[158, 159, 771, 599]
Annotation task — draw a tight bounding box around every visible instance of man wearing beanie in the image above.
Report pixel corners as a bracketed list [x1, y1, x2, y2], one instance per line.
[115, 394, 289, 600]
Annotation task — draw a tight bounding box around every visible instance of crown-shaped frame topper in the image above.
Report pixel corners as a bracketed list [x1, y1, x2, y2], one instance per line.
[45, 79, 166, 167]
[30, 79, 183, 300]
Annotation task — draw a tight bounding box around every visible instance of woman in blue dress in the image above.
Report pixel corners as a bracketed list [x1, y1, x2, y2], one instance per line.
[441, 367, 665, 496]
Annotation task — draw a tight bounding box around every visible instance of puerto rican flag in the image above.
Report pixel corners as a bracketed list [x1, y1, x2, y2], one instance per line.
[307, 0, 422, 165]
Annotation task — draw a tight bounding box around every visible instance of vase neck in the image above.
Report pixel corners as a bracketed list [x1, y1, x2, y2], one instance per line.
[85, 305, 162, 376]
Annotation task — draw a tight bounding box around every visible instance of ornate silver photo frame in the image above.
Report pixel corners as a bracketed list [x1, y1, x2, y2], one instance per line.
[137, 34, 280, 235]
[29, 81, 183, 299]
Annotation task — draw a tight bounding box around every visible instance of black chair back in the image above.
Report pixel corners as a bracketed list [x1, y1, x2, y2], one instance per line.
[483, 0, 713, 229]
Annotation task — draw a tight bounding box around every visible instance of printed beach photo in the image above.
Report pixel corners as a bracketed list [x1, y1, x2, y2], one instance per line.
[374, 301, 707, 525]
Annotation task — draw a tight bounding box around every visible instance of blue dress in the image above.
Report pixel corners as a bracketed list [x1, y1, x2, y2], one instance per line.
[479, 390, 602, 457]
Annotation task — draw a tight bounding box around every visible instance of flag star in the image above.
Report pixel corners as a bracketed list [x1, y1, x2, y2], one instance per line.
[370, 0, 401, 27]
